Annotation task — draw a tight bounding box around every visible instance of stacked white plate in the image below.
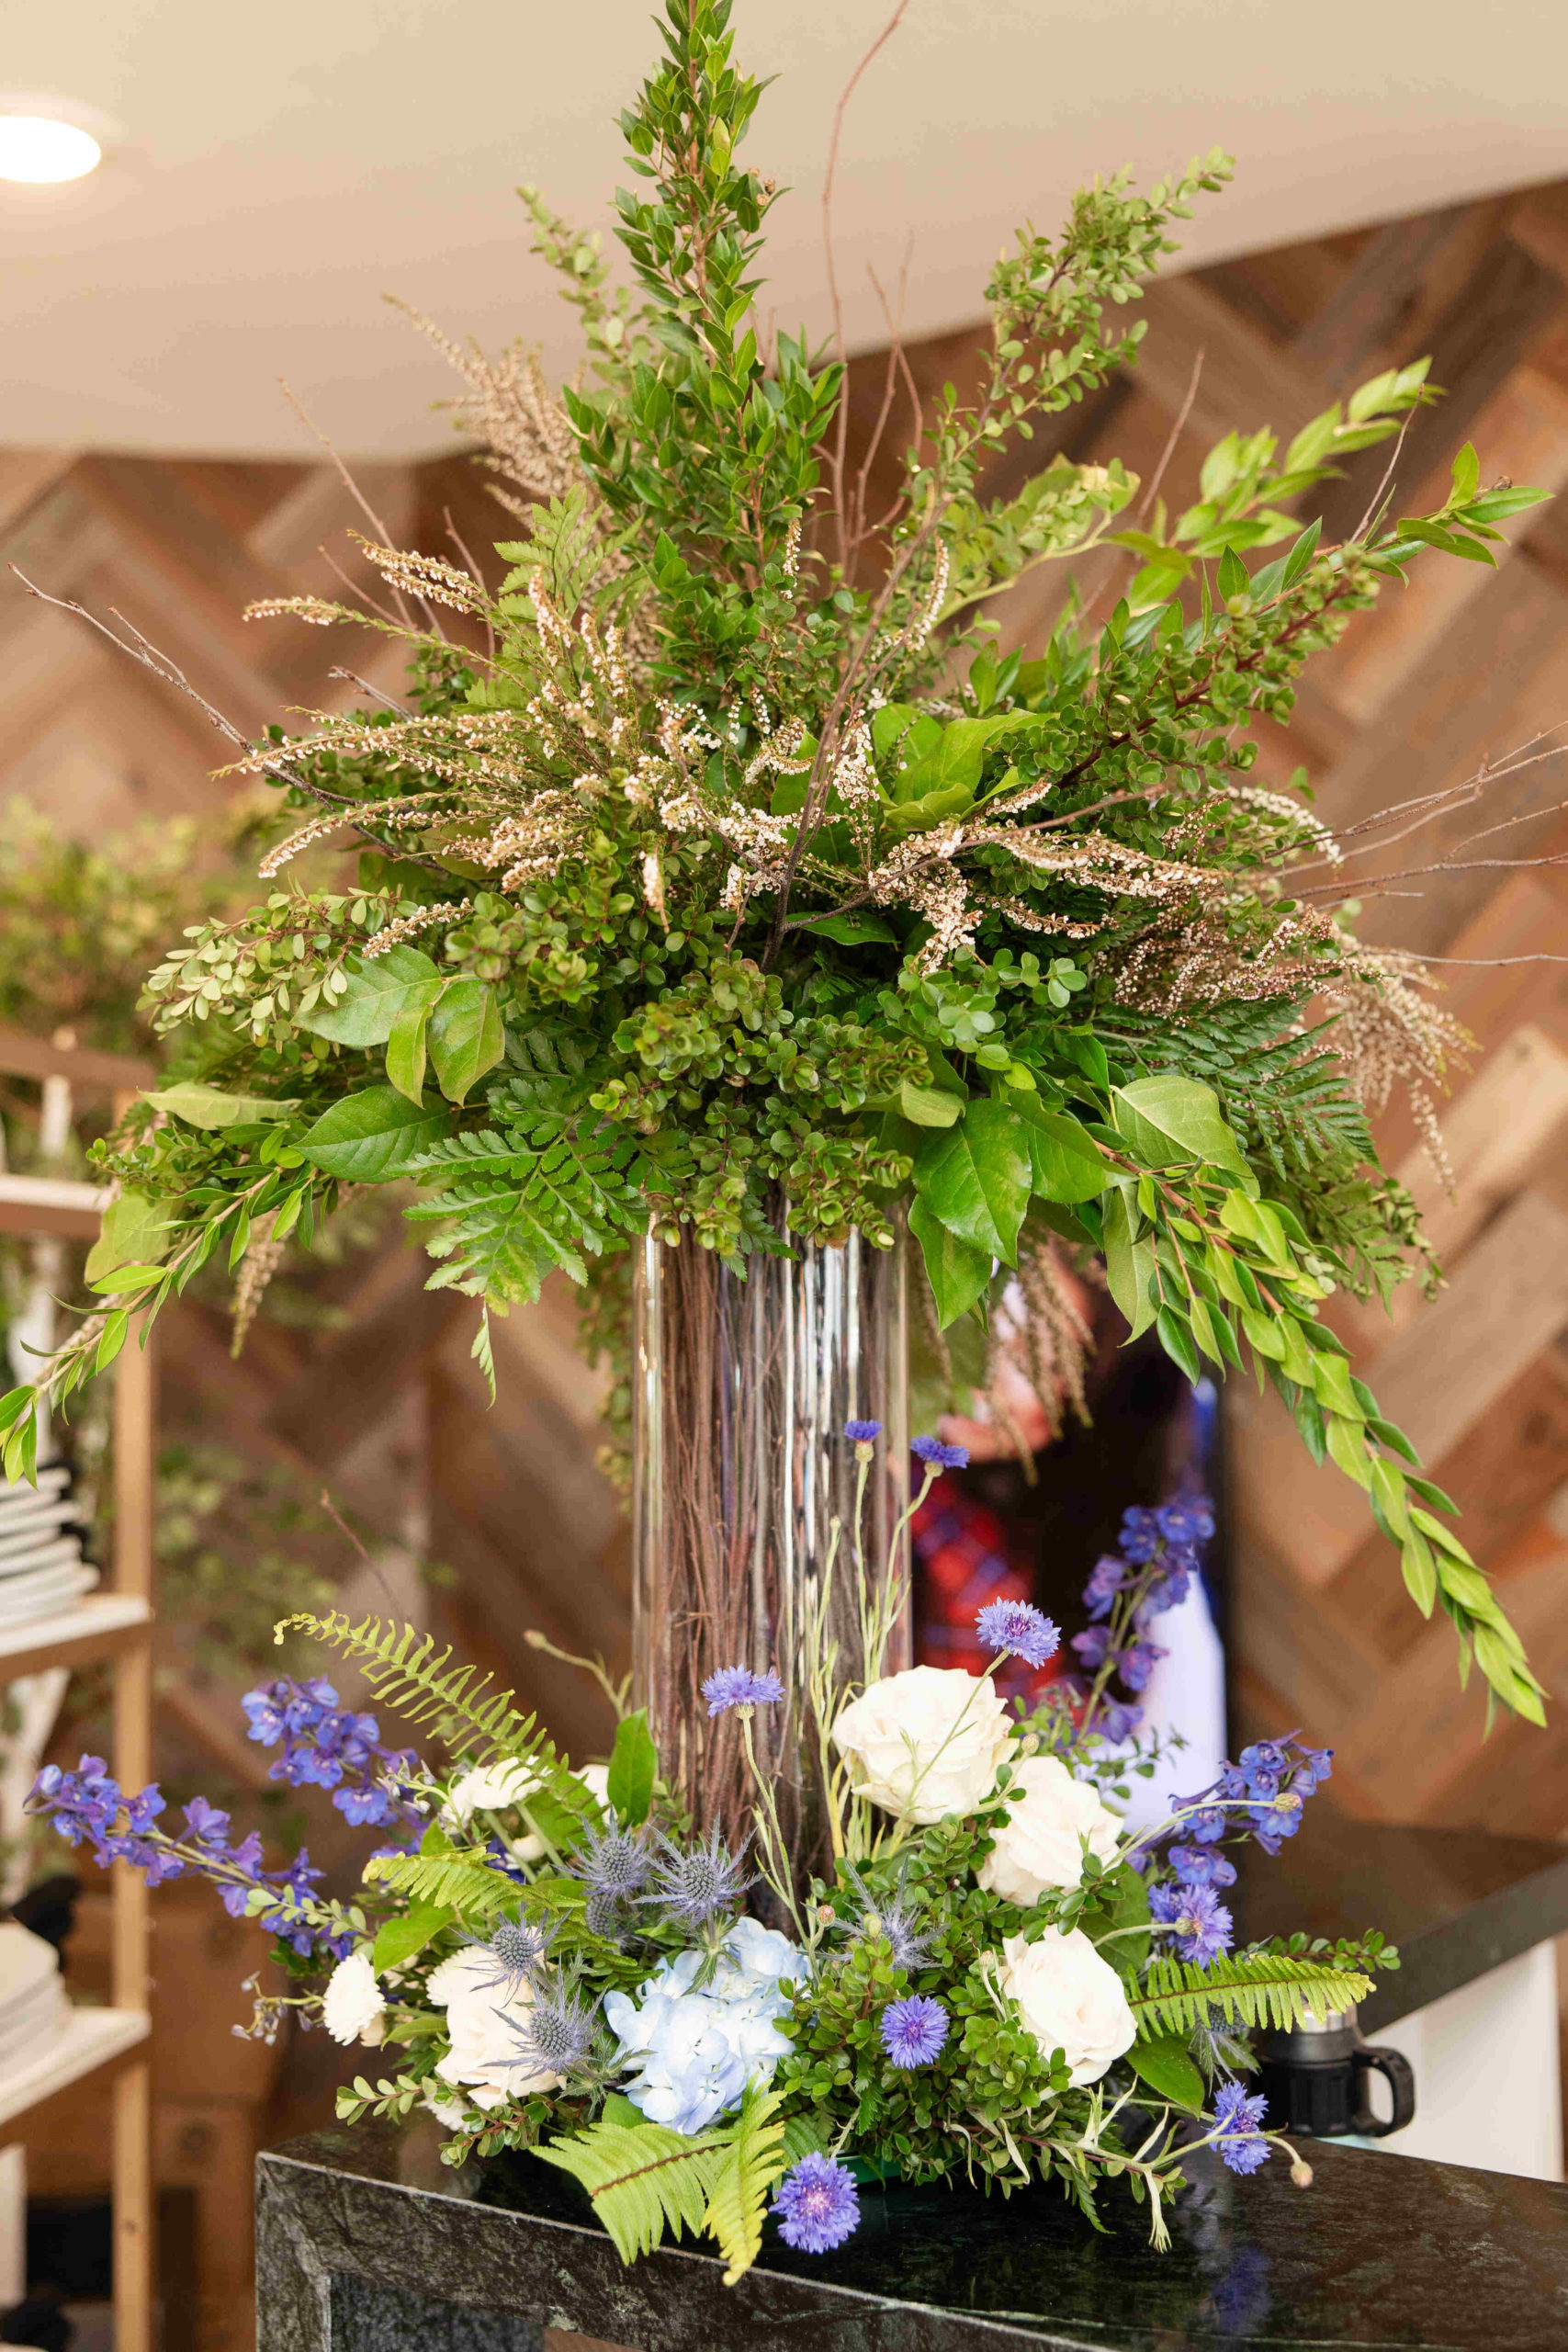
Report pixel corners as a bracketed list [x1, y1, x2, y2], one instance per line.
[0, 1922, 68, 2073]
[0, 1464, 97, 1627]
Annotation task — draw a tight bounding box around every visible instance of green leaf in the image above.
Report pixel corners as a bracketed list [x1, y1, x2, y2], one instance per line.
[795, 910, 897, 945]
[299, 1087, 451, 1182]
[1013, 1101, 1108, 1203]
[1102, 1187, 1156, 1339]
[371, 1903, 455, 1973]
[533, 2118, 729, 2266]
[912, 1099, 1029, 1263]
[386, 982, 446, 1103]
[1111, 1076, 1252, 1187]
[1449, 442, 1481, 504]
[605, 1709, 657, 1826]
[144, 1081, 299, 1129]
[1130, 1951, 1374, 2039]
[909, 1197, 993, 1328]
[1217, 545, 1249, 600]
[898, 1081, 963, 1129]
[703, 2083, 789, 2286]
[85, 1191, 171, 1287]
[301, 946, 443, 1047]
[1126, 2033, 1206, 2110]
[428, 978, 505, 1104]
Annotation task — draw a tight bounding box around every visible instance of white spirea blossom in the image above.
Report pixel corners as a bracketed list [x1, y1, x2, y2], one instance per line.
[604, 1916, 807, 2135]
[978, 1755, 1122, 1904]
[998, 1927, 1136, 2087]
[831, 1667, 1011, 1824]
[321, 1951, 387, 2047]
[426, 1947, 561, 2110]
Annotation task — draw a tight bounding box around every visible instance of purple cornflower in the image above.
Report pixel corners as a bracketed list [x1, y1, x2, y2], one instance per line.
[1149, 1880, 1233, 1965]
[843, 1419, 883, 1444]
[911, 1434, 969, 1471]
[772, 2154, 861, 2254]
[1213, 2081, 1271, 2176]
[976, 1599, 1060, 1670]
[880, 1994, 949, 2069]
[700, 1666, 786, 1717]
[642, 1828, 750, 1928]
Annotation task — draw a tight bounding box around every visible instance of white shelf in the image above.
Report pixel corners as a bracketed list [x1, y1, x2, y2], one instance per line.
[0, 2005, 149, 2129]
[0, 1590, 151, 1677]
[0, 1174, 107, 1214]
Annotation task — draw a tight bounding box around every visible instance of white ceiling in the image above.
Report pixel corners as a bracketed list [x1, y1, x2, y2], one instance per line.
[4, 0, 1567, 459]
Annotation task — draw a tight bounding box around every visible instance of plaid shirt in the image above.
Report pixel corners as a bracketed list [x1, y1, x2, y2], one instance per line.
[912, 1473, 1064, 1704]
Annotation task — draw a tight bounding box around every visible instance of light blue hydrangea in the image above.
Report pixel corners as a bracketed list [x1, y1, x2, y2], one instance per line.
[603, 1915, 807, 2134]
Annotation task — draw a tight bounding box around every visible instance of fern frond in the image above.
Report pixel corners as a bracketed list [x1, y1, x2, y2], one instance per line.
[1131, 1951, 1373, 2040]
[401, 1128, 643, 1306]
[361, 1849, 513, 1917]
[276, 1610, 557, 1769]
[533, 2119, 729, 2265]
[703, 2083, 789, 2286]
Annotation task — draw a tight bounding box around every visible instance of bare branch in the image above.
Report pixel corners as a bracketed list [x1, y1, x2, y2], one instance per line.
[821, 0, 912, 574]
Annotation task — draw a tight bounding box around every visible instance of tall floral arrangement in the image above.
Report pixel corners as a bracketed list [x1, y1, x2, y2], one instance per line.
[0, 2, 1548, 1721]
[30, 1429, 1394, 2278]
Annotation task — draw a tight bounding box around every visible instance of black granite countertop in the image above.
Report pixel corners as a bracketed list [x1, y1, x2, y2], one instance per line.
[1233, 1816, 1568, 2033]
[257, 2115, 1568, 2351]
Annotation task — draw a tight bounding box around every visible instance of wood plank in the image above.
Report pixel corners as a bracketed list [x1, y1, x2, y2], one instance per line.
[1233, 1190, 1568, 1589]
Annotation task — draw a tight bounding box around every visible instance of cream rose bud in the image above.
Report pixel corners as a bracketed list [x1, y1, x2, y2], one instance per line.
[443, 1758, 548, 1863]
[978, 1755, 1122, 1905]
[831, 1666, 1010, 1824]
[998, 1927, 1136, 2088]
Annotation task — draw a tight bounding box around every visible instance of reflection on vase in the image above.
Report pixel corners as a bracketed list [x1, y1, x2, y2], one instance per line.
[630, 1205, 908, 1881]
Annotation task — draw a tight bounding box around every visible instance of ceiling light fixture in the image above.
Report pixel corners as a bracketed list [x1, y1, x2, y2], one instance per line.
[0, 113, 103, 185]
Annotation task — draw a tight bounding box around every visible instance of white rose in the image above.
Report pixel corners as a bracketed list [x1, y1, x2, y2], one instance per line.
[321, 1950, 386, 2047]
[978, 1755, 1122, 1905]
[831, 1666, 1010, 1824]
[443, 1759, 548, 1862]
[574, 1761, 613, 1815]
[426, 1946, 562, 2109]
[998, 1927, 1136, 2087]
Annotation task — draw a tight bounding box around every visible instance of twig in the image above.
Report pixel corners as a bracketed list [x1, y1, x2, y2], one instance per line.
[329, 667, 406, 712]
[11, 567, 446, 875]
[318, 1487, 409, 1622]
[1078, 346, 1206, 628]
[822, 0, 912, 575]
[277, 379, 442, 639]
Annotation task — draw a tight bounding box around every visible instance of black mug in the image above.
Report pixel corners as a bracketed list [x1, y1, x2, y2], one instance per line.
[1257, 2006, 1416, 2139]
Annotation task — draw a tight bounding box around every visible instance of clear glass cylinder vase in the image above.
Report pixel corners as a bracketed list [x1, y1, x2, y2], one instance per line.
[630, 1207, 909, 1886]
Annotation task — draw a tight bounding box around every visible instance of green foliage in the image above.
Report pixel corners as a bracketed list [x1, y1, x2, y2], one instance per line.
[1129, 1951, 1375, 2039]
[3, 0, 1550, 1722]
[274, 1610, 563, 1770]
[702, 2084, 790, 2285]
[532, 2115, 731, 2264]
